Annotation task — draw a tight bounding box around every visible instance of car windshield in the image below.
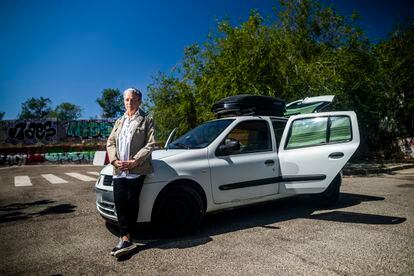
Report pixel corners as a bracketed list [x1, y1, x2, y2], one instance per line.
[168, 119, 234, 149]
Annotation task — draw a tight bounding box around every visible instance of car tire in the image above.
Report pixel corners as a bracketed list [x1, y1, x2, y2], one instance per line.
[153, 185, 205, 236]
[314, 172, 341, 207]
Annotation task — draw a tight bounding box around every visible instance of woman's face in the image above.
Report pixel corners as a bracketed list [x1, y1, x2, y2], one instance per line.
[124, 92, 141, 114]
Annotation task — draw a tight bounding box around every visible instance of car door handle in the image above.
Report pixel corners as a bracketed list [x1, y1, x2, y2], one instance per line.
[329, 152, 344, 159]
[264, 160, 275, 166]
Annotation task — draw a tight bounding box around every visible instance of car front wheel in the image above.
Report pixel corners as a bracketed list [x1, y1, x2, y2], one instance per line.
[153, 185, 205, 236]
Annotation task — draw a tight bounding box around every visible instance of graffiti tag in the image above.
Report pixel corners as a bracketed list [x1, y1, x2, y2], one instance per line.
[0, 153, 27, 166]
[66, 121, 113, 139]
[7, 121, 57, 142]
[44, 151, 95, 163]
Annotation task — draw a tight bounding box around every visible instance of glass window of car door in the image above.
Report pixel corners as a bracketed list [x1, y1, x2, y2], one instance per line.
[271, 120, 287, 151]
[285, 116, 352, 149]
[224, 120, 272, 154]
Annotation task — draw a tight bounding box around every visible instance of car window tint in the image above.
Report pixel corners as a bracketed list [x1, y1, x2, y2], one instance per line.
[329, 116, 352, 142]
[271, 120, 287, 151]
[226, 120, 271, 154]
[287, 117, 328, 149]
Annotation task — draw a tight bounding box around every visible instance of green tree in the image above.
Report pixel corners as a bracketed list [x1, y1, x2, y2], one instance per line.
[148, 0, 413, 158]
[148, 72, 198, 140]
[18, 97, 52, 120]
[376, 21, 414, 137]
[97, 88, 123, 118]
[149, 0, 360, 141]
[50, 102, 82, 121]
[0, 111, 4, 120]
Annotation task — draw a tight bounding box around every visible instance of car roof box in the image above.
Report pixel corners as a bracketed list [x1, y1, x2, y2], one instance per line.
[212, 95, 285, 118]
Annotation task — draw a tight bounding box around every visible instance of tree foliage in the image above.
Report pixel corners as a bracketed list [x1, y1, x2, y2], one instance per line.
[0, 112, 4, 120]
[18, 97, 53, 120]
[18, 97, 83, 121]
[96, 88, 123, 119]
[376, 21, 414, 137]
[148, 0, 413, 158]
[50, 102, 82, 121]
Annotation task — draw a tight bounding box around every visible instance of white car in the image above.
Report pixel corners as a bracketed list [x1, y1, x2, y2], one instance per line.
[95, 95, 359, 235]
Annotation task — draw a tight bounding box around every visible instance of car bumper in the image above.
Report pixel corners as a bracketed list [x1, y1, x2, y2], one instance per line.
[95, 187, 117, 221]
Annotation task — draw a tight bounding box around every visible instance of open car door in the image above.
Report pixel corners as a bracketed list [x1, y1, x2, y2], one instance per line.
[278, 111, 359, 194]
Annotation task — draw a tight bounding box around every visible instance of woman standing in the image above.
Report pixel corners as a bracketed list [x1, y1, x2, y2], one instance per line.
[106, 88, 155, 258]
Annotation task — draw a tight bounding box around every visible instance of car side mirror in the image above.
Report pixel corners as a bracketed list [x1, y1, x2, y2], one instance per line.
[217, 138, 241, 156]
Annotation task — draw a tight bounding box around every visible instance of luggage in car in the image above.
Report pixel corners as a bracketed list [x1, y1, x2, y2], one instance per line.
[212, 94, 286, 117]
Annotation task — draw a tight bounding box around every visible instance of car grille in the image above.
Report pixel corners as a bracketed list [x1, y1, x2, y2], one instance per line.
[97, 201, 116, 217]
[103, 175, 113, 186]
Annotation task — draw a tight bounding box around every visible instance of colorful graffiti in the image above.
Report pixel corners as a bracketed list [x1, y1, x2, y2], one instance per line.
[44, 151, 95, 163]
[6, 121, 57, 143]
[65, 120, 113, 139]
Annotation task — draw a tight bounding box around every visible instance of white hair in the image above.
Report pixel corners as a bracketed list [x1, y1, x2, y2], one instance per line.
[123, 87, 142, 99]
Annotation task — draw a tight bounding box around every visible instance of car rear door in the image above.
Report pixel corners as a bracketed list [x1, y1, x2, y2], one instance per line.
[277, 111, 359, 194]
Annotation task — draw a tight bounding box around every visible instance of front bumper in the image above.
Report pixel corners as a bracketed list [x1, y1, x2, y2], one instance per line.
[95, 187, 117, 221]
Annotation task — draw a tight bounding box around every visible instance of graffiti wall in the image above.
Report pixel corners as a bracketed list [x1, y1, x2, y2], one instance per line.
[0, 119, 112, 166]
[0, 119, 114, 145]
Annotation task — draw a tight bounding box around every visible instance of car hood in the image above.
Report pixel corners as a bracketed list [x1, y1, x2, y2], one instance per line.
[99, 149, 189, 177]
[100, 163, 114, 175]
[152, 149, 188, 160]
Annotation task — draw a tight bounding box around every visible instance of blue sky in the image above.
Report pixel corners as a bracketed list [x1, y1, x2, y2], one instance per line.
[1, 0, 413, 120]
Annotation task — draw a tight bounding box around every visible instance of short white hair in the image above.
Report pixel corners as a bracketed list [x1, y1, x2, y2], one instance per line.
[123, 87, 142, 99]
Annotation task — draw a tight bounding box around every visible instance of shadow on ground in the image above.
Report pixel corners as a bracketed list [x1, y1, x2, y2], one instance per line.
[104, 192, 406, 261]
[0, 199, 76, 223]
[382, 172, 414, 182]
[397, 184, 414, 188]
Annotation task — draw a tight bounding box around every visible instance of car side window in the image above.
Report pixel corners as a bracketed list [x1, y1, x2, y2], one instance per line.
[225, 120, 271, 154]
[271, 120, 287, 151]
[329, 116, 352, 142]
[286, 116, 352, 149]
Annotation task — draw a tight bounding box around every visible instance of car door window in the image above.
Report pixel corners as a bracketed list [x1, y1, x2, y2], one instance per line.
[286, 116, 352, 149]
[271, 120, 287, 151]
[225, 120, 271, 154]
[329, 116, 352, 142]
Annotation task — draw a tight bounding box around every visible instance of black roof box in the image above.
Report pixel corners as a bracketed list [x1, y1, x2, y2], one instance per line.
[212, 94, 286, 118]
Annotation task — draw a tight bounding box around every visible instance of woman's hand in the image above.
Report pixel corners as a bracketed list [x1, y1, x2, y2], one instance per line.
[113, 160, 139, 171]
